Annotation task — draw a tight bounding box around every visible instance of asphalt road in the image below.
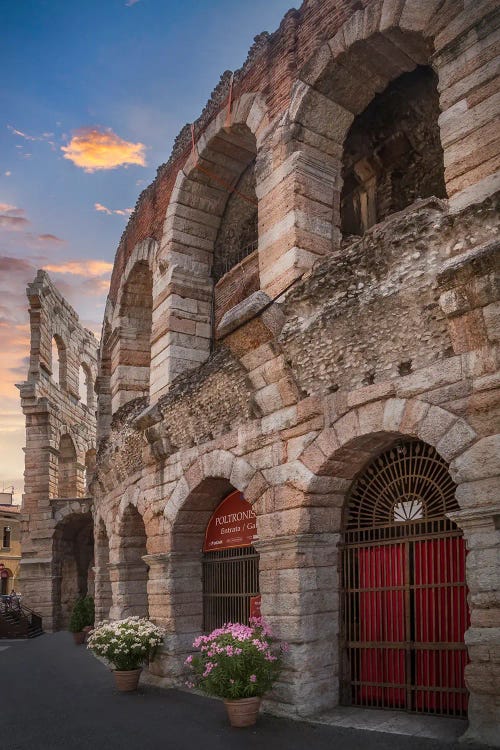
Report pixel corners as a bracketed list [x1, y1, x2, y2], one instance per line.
[0, 633, 487, 750]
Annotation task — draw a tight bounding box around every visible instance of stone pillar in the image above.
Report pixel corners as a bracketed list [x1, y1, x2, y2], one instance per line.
[94, 562, 112, 623]
[449, 505, 500, 748]
[255, 533, 340, 718]
[108, 561, 149, 620]
[143, 551, 203, 688]
[18, 558, 57, 631]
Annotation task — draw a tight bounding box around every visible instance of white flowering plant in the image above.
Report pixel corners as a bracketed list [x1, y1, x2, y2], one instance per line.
[87, 617, 165, 671]
[185, 618, 288, 700]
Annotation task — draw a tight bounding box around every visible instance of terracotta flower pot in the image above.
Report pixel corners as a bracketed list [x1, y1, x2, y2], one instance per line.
[72, 631, 86, 645]
[113, 668, 142, 692]
[223, 696, 261, 727]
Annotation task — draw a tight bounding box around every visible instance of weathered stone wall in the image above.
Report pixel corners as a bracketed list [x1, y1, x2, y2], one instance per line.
[94, 193, 500, 745]
[18, 271, 98, 631]
[90, 1, 499, 745]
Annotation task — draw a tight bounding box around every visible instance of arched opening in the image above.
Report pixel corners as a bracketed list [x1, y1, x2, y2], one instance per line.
[1, 567, 13, 595]
[97, 321, 112, 440]
[114, 261, 153, 411]
[118, 505, 148, 618]
[53, 513, 94, 630]
[170, 479, 259, 636]
[51, 335, 66, 389]
[202, 490, 259, 632]
[341, 66, 446, 238]
[79, 363, 93, 408]
[95, 520, 112, 622]
[340, 439, 469, 716]
[57, 434, 78, 498]
[212, 150, 259, 331]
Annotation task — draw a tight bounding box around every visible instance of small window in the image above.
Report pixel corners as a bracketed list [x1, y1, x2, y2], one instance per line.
[2, 526, 11, 548]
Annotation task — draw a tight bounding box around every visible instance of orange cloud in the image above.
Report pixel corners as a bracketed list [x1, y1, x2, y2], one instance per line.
[95, 202, 133, 216]
[61, 127, 146, 172]
[42, 259, 113, 277]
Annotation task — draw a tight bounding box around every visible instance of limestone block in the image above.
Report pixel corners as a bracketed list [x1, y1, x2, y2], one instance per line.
[451, 435, 500, 482]
[436, 418, 477, 461]
[383, 397, 407, 432]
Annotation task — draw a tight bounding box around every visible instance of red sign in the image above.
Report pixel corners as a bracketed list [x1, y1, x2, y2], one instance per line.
[204, 491, 257, 552]
[250, 595, 262, 619]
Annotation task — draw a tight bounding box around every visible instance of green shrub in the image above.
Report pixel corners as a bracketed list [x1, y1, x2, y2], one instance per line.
[68, 598, 87, 633]
[82, 595, 94, 627]
[68, 596, 94, 632]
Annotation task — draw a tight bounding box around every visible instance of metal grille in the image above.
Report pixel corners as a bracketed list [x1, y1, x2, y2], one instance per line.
[341, 441, 469, 716]
[203, 546, 259, 632]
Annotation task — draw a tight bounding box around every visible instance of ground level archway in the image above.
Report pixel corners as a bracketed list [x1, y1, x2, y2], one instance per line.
[202, 490, 259, 632]
[53, 512, 94, 629]
[340, 439, 469, 717]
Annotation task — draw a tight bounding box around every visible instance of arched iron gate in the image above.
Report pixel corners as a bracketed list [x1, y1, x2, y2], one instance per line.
[340, 440, 469, 716]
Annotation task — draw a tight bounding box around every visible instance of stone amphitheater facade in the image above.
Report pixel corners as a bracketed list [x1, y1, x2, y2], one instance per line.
[20, 1, 499, 744]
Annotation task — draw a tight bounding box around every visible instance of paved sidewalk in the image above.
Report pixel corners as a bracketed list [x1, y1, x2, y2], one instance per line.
[0, 633, 489, 750]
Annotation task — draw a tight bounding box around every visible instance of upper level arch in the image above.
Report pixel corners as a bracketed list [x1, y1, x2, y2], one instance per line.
[283, 0, 500, 262]
[149, 93, 270, 401]
[109, 240, 155, 414]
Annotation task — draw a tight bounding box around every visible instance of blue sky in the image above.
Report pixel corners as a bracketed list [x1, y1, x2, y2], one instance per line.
[0, 0, 295, 497]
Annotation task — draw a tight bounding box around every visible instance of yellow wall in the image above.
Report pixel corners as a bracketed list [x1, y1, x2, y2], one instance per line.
[0, 508, 21, 594]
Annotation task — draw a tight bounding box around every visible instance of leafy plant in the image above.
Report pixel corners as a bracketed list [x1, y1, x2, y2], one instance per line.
[69, 598, 88, 633]
[82, 595, 95, 627]
[185, 618, 287, 700]
[87, 617, 165, 671]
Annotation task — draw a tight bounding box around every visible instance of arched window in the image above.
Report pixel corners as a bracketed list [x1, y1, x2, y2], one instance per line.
[79, 363, 93, 408]
[212, 135, 259, 333]
[52, 335, 67, 388]
[118, 506, 148, 618]
[341, 440, 468, 716]
[341, 67, 446, 238]
[113, 261, 153, 410]
[58, 434, 78, 498]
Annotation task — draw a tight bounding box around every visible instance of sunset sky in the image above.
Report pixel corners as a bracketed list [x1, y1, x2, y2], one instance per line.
[1, 0, 293, 500]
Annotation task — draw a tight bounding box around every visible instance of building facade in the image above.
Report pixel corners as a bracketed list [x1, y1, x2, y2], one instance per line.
[0, 493, 21, 594]
[20, 1, 499, 746]
[18, 271, 98, 631]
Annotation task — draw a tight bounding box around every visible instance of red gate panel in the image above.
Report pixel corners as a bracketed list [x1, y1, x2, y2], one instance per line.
[414, 537, 469, 713]
[359, 545, 406, 706]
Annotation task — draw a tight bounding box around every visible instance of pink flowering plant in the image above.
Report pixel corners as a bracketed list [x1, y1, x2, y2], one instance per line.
[87, 617, 165, 671]
[185, 618, 287, 699]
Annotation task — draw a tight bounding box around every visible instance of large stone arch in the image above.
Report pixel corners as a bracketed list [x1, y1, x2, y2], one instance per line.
[149, 93, 271, 401]
[110, 500, 149, 619]
[147, 451, 269, 683]
[265, 0, 500, 300]
[52, 510, 94, 630]
[276, 396, 497, 741]
[297, 398, 478, 510]
[109, 239, 156, 414]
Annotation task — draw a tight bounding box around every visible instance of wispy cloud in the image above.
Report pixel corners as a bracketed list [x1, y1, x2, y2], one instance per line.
[94, 202, 133, 217]
[37, 233, 65, 243]
[42, 259, 113, 277]
[0, 212, 29, 230]
[7, 125, 55, 142]
[61, 127, 146, 172]
[125, 0, 141, 5]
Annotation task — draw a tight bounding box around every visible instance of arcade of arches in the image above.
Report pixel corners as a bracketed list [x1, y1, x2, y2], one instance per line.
[19, 1, 500, 746]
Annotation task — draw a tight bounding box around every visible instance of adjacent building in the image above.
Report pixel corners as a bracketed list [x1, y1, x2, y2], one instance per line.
[0, 492, 21, 594]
